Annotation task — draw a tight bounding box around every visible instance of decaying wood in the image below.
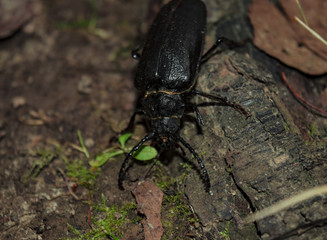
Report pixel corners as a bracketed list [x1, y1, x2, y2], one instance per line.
[177, 1, 327, 239]
[182, 50, 327, 239]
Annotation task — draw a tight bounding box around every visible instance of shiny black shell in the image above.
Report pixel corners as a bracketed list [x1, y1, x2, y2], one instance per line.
[135, 0, 206, 92]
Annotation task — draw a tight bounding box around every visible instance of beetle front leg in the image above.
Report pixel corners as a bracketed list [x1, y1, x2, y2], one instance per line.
[123, 110, 144, 133]
[118, 132, 155, 190]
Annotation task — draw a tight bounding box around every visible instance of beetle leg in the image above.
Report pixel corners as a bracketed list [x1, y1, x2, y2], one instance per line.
[201, 37, 224, 63]
[118, 132, 155, 190]
[131, 42, 145, 60]
[123, 110, 144, 133]
[173, 134, 210, 192]
[109, 110, 144, 146]
[131, 49, 141, 59]
[192, 89, 250, 118]
[193, 105, 205, 126]
[201, 37, 250, 63]
[184, 104, 204, 126]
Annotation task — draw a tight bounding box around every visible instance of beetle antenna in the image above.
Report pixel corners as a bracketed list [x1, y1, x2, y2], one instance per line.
[118, 132, 155, 190]
[173, 134, 211, 192]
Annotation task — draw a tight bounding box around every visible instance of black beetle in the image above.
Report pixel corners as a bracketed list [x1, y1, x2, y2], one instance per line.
[118, 0, 248, 192]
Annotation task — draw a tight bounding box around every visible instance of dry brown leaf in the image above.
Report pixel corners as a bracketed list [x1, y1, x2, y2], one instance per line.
[280, 0, 327, 60]
[249, 0, 327, 75]
[132, 180, 164, 240]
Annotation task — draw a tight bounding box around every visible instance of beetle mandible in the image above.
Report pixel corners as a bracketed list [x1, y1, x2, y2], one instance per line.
[118, 0, 248, 192]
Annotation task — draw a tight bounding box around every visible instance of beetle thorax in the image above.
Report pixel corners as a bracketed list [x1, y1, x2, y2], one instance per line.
[142, 92, 185, 134]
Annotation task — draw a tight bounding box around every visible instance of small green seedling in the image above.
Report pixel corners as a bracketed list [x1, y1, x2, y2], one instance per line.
[89, 133, 157, 168]
[24, 148, 60, 182]
[118, 133, 132, 148]
[77, 130, 90, 158]
[63, 131, 157, 189]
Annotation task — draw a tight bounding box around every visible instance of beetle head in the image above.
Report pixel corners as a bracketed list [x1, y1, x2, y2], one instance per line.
[157, 135, 174, 149]
[142, 92, 185, 148]
[152, 117, 180, 148]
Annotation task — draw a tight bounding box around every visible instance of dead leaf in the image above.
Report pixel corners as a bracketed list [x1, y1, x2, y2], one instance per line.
[248, 0, 327, 75]
[132, 180, 164, 240]
[280, 0, 327, 61]
[19, 109, 53, 125]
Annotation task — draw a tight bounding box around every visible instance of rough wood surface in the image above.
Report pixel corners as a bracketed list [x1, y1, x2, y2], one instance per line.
[183, 50, 327, 239]
[182, 0, 327, 239]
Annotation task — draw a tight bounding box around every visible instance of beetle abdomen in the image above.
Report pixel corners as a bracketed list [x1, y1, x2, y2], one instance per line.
[135, 0, 206, 92]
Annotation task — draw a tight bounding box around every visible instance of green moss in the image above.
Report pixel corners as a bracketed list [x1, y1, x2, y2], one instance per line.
[219, 221, 231, 240]
[64, 194, 140, 240]
[284, 121, 291, 132]
[63, 157, 100, 189]
[308, 122, 315, 138]
[161, 192, 199, 240]
[150, 161, 199, 239]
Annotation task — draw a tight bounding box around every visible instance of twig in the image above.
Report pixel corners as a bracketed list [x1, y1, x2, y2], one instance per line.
[294, 16, 327, 46]
[280, 66, 327, 117]
[295, 0, 308, 25]
[88, 191, 92, 228]
[244, 184, 327, 223]
[57, 168, 80, 200]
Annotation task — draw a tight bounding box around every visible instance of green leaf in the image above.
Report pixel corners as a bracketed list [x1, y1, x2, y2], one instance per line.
[133, 145, 157, 161]
[77, 130, 89, 158]
[118, 133, 132, 147]
[89, 150, 124, 167]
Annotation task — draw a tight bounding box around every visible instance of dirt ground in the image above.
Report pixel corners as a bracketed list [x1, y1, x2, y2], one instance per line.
[1, 0, 327, 240]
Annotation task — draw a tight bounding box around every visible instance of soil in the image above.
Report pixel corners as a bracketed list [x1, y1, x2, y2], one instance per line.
[1, 0, 327, 240]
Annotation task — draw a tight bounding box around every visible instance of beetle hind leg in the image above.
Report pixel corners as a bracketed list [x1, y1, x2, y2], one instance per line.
[193, 89, 250, 118]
